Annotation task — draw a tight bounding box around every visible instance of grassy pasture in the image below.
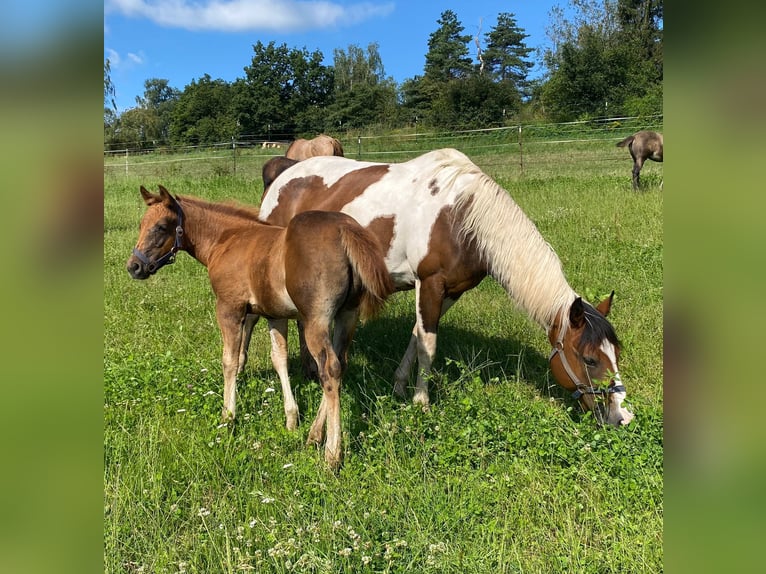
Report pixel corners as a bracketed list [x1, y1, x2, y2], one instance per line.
[104, 134, 662, 573]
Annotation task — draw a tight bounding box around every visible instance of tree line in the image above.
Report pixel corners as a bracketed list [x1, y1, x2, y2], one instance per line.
[104, 1, 662, 150]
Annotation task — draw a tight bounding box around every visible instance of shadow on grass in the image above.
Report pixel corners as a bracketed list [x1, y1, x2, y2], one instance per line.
[235, 312, 590, 440]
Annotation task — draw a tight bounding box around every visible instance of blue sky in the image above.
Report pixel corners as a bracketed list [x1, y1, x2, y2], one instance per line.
[104, 1, 570, 113]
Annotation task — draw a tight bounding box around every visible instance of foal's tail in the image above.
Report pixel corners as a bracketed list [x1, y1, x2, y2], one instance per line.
[339, 224, 394, 320]
[616, 135, 634, 148]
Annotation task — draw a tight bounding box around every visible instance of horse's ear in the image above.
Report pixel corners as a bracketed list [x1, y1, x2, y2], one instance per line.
[569, 297, 585, 328]
[596, 291, 615, 317]
[157, 185, 178, 210]
[140, 185, 160, 205]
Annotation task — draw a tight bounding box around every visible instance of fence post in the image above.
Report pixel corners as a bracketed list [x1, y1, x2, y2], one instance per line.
[357, 135, 362, 160]
[232, 136, 236, 174]
[518, 125, 523, 177]
[125, 149, 129, 176]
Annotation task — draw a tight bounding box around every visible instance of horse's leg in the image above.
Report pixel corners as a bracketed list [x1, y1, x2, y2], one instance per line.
[411, 277, 453, 408]
[632, 156, 645, 190]
[237, 314, 259, 375]
[216, 302, 248, 422]
[297, 321, 319, 381]
[332, 308, 360, 375]
[303, 320, 343, 470]
[393, 329, 418, 398]
[268, 318, 299, 431]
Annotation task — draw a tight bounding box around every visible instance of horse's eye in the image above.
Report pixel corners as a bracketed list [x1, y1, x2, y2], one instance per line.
[156, 224, 168, 233]
[583, 357, 598, 368]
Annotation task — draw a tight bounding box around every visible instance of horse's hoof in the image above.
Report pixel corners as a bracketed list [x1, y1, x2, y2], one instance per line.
[306, 431, 323, 447]
[325, 452, 343, 472]
[221, 409, 235, 425]
[285, 411, 299, 431]
[413, 391, 430, 411]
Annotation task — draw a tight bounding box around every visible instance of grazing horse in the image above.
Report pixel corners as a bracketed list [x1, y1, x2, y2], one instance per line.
[126, 185, 393, 469]
[285, 134, 344, 160]
[616, 130, 663, 190]
[259, 149, 634, 427]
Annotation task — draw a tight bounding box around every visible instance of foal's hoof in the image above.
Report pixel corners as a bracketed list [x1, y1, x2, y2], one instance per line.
[306, 431, 323, 447]
[413, 390, 431, 411]
[285, 411, 299, 432]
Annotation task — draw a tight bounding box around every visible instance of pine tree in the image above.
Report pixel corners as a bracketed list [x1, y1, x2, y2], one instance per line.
[483, 13, 534, 96]
[424, 10, 473, 82]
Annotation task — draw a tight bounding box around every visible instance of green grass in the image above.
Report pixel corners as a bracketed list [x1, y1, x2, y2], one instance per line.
[104, 137, 662, 573]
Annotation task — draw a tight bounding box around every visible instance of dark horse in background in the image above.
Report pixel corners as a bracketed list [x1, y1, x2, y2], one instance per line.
[285, 134, 344, 161]
[617, 130, 663, 190]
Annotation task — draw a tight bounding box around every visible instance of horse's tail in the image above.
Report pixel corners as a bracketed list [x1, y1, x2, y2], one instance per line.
[616, 135, 634, 148]
[339, 223, 394, 320]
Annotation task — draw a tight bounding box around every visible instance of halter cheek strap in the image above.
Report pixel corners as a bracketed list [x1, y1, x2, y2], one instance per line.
[132, 203, 185, 273]
[549, 333, 626, 400]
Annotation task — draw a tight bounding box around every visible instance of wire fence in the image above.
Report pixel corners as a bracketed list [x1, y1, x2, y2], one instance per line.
[104, 114, 663, 182]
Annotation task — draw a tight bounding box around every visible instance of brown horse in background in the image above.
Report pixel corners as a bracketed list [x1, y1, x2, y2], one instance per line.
[616, 130, 663, 190]
[126, 185, 393, 469]
[285, 134, 344, 160]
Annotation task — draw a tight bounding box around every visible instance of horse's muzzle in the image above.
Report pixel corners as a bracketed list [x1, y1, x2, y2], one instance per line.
[126, 256, 151, 280]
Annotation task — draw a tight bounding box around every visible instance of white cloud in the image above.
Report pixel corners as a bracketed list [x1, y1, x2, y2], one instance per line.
[127, 52, 144, 64]
[105, 48, 121, 67]
[105, 0, 395, 32]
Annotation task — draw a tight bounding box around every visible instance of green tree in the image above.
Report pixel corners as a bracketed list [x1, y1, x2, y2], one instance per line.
[430, 75, 519, 129]
[170, 74, 236, 145]
[540, 0, 663, 120]
[234, 41, 333, 137]
[104, 59, 117, 143]
[483, 13, 534, 97]
[135, 78, 179, 144]
[328, 43, 398, 129]
[424, 10, 473, 82]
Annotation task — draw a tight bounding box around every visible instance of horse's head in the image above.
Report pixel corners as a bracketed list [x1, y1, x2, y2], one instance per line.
[548, 292, 634, 427]
[126, 185, 184, 280]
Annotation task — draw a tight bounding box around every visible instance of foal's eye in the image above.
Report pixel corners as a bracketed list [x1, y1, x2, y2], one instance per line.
[583, 357, 598, 368]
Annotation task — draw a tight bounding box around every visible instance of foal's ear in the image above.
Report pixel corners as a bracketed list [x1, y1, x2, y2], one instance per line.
[157, 185, 179, 209]
[596, 290, 615, 317]
[569, 297, 585, 328]
[140, 185, 161, 206]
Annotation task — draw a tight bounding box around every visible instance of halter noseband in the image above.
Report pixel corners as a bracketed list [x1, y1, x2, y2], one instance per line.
[132, 202, 185, 274]
[549, 329, 626, 400]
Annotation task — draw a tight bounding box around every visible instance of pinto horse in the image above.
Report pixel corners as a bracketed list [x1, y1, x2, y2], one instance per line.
[285, 134, 344, 161]
[259, 149, 634, 426]
[126, 185, 393, 469]
[616, 130, 663, 190]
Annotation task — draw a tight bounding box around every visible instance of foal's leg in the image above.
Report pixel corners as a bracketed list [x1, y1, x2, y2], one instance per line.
[303, 320, 343, 470]
[268, 318, 299, 431]
[332, 308, 360, 375]
[216, 302, 247, 422]
[237, 314, 259, 375]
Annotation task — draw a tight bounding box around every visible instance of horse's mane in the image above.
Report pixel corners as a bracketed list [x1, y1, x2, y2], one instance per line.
[445, 151, 577, 329]
[177, 194, 261, 223]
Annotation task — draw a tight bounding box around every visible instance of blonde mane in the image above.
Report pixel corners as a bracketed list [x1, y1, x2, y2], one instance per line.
[453, 167, 577, 330]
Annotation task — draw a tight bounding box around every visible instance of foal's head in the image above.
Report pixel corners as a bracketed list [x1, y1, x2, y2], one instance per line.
[548, 292, 634, 427]
[126, 185, 184, 280]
